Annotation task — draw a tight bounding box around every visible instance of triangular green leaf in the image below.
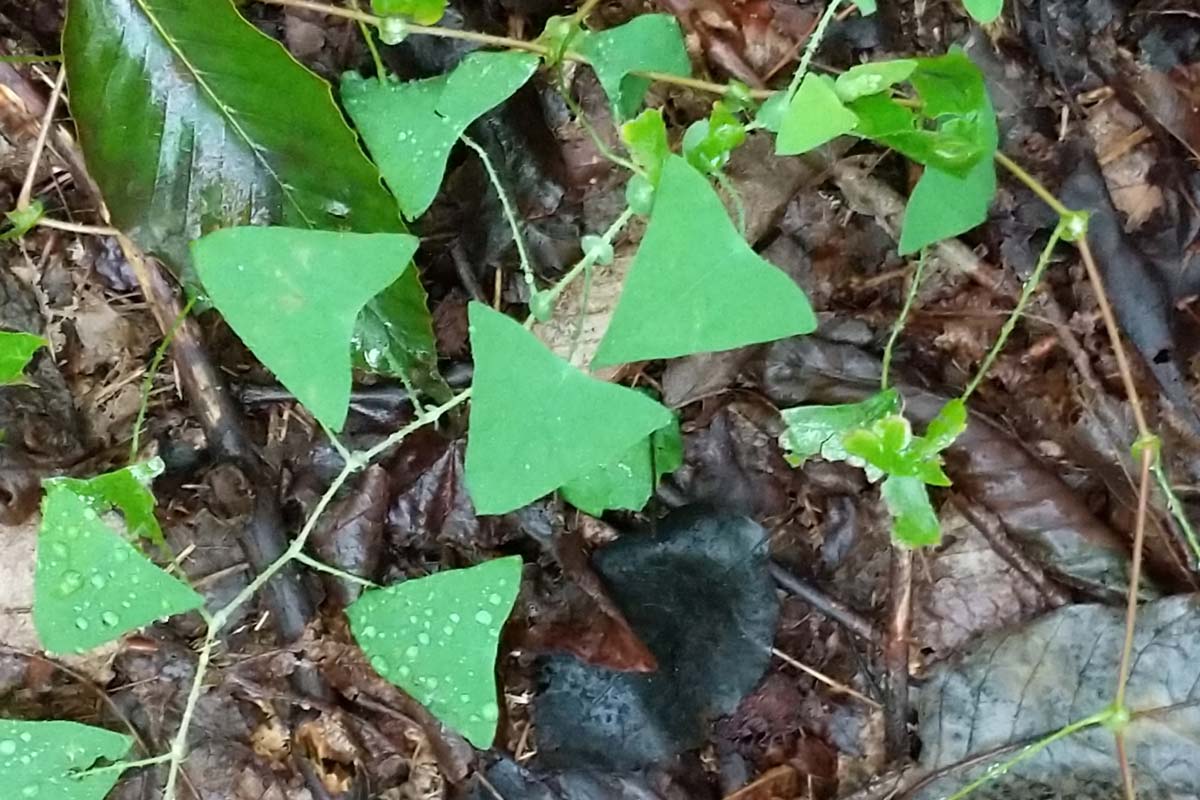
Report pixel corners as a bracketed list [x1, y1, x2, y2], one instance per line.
[0, 331, 46, 384]
[194, 228, 419, 432]
[0, 719, 132, 800]
[593, 156, 816, 366]
[776, 74, 859, 155]
[47, 459, 166, 546]
[855, 0, 877, 14]
[347, 556, 522, 747]
[881, 474, 941, 547]
[343, 51, 540, 220]
[834, 59, 917, 103]
[465, 303, 672, 514]
[964, 0, 1003, 22]
[35, 486, 203, 654]
[560, 416, 682, 516]
[898, 96, 997, 254]
[577, 14, 691, 119]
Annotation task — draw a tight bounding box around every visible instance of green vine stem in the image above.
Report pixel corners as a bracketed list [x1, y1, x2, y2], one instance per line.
[945, 708, 1116, 800]
[786, 0, 843, 98]
[161, 389, 471, 799]
[530, 206, 635, 314]
[1152, 460, 1200, 565]
[131, 296, 196, 460]
[880, 250, 927, 390]
[962, 220, 1065, 400]
[460, 134, 537, 294]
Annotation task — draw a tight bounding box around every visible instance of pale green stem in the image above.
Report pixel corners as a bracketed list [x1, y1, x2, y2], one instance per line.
[0, 54, 61, 64]
[460, 134, 536, 293]
[962, 221, 1064, 400]
[162, 616, 214, 800]
[787, 0, 844, 99]
[74, 753, 173, 777]
[131, 297, 195, 461]
[946, 708, 1113, 800]
[531, 206, 635, 318]
[359, 20, 386, 83]
[880, 251, 926, 390]
[294, 551, 379, 587]
[561, 89, 640, 174]
[1152, 460, 1200, 566]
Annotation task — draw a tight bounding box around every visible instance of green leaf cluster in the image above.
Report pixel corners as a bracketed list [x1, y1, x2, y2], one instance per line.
[780, 394, 966, 547]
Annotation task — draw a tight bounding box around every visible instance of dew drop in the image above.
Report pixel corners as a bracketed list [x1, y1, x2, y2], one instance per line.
[58, 572, 84, 596]
[417, 632, 430, 645]
[424, 676, 438, 689]
[481, 702, 500, 721]
[18, 733, 31, 743]
[74, 617, 89, 630]
[474, 610, 493, 626]
[442, 625, 454, 636]
[22, 784, 38, 797]
[397, 665, 411, 678]
[100, 611, 120, 627]
[360, 625, 377, 639]
[449, 613, 461, 623]
[487, 593, 502, 606]
[370, 655, 390, 675]
[50, 542, 68, 559]
[405, 645, 419, 660]
[113, 548, 130, 563]
[0, 740, 16, 755]
[89, 574, 107, 589]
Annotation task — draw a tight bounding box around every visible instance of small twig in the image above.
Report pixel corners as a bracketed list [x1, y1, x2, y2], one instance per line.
[35, 217, 120, 236]
[294, 551, 379, 587]
[994, 151, 1073, 219]
[884, 547, 913, 760]
[769, 561, 880, 642]
[771, 647, 881, 708]
[17, 66, 65, 210]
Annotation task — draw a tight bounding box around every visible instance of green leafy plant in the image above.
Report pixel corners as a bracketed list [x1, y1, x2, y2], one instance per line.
[0, 330, 46, 384]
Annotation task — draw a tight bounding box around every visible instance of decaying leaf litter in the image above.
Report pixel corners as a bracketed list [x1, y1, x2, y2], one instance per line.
[2, 0, 1200, 798]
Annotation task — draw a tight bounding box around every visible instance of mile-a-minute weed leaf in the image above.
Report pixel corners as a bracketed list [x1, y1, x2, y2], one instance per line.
[577, 14, 691, 119]
[343, 51, 540, 220]
[592, 156, 816, 366]
[47, 458, 166, 546]
[560, 416, 683, 516]
[0, 331, 46, 385]
[347, 556, 523, 747]
[194, 227, 420, 432]
[0, 719, 132, 800]
[35, 485, 202, 653]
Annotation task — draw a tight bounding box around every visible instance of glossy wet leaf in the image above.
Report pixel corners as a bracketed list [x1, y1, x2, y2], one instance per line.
[347, 556, 522, 747]
[779, 389, 900, 466]
[560, 417, 683, 516]
[48, 458, 166, 546]
[35, 485, 203, 653]
[465, 303, 672, 514]
[834, 59, 917, 103]
[621, 108, 670, 186]
[963, 0, 1003, 23]
[343, 51, 540, 220]
[372, 0, 445, 24]
[776, 74, 859, 155]
[535, 509, 778, 769]
[0, 719, 132, 800]
[682, 101, 747, 174]
[593, 156, 816, 366]
[881, 474, 941, 547]
[577, 14, 691, 119]
[0, 331, 46, 384]
[194, 227, 419, 432]
[64, 0, 440, 395]
[916, 596, 1200, 799]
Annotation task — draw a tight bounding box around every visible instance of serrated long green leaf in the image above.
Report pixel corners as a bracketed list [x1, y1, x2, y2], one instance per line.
[0, 331, 46, 384]
[577, 14, 691, 119]
[35, 486, 202, 653]
[63, 0, 441, 395]
[47, 458, 166, 545]
[194, 228, 419, 432]
[343, 51, 540, 220]
[464, 303, 672, 514]
[592, 156, 816, 366]
[0, 719, 132, 800]
[347, 556, 522, 747]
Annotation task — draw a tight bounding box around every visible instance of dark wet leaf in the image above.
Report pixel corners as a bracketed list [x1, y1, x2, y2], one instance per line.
[386, 434, 484, 553]
[308, 466, 388, 607]
[913, 596, 1200, 799]
[534, 508, 779, 769]
[64, 0, 442, 395]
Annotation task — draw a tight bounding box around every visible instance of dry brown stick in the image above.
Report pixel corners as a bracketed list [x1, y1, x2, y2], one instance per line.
[769, 561, 880, 642]
[884, 547, 913, 761]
